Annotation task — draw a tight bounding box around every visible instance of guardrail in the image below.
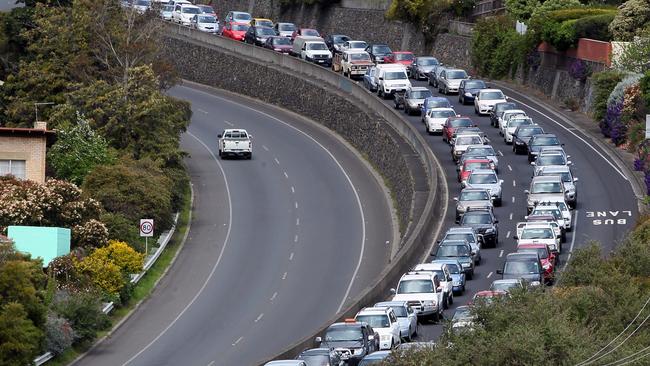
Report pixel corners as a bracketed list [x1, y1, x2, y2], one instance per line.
[33, 212, 180, 365]
[162, 24, 447, 365]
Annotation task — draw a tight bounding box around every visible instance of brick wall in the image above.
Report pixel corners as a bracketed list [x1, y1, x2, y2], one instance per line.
[0, 135, 47, 183]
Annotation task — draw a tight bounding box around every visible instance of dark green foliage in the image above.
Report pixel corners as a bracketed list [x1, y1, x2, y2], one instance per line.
[592, 70, 624, 121]
[530, 7, 617, 50]
[51, 291, 110, 347]
[100, 212, 142, 251]
[641, 72, 650, 111]
[573, 13, 615, 41]
[471, 16, 528, 78]
[0, 303, 43, 366]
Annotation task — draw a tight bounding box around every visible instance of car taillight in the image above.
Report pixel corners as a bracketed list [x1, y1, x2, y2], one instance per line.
[490, 163, 495, 169]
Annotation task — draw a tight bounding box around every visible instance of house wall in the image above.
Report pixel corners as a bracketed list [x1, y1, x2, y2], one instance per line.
[0, 135, 47, 183]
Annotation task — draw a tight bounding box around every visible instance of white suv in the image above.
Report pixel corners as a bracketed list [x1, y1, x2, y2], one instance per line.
[475, 89, 508, 115]
[412, 263, 454, 309]
[391, 271, 444, 321]
[376, 64, 411, 99]
[354, 307, 401, 350]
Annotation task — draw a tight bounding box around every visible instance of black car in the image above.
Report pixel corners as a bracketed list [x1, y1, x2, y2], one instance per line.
[315, 321, 379, 366]
[527, 133, 563, 162]
[512, 125, 544, 154]
[490, 101, 518, 127]
[296, 347, 342, 366]
[497, 252, 544, 285]
[460, 208, 499, 248]
[431, 239, 474, 279]
[244, 25, 276, 46]
[324, 34, 350, 53]
[458, 79, 487, 105]
[365, 43, 392, 63]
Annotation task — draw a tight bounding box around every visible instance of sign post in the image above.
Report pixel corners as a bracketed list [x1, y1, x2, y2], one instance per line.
[139, 219, 154, 255]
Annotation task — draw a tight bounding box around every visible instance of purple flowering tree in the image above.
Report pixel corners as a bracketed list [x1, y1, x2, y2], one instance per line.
[600, 100, 623, 138]
[568, 59, 592, 82]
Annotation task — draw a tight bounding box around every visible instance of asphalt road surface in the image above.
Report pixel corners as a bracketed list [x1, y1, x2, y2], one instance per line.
[376, 77, 638, 341]
[0, 0, 21, 11]
[74, 84, 395, 366]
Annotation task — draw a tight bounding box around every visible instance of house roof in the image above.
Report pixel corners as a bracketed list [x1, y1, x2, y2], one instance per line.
[0, 127, 56, 137]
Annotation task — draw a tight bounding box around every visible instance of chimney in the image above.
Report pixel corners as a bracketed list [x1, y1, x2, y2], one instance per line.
[34, 121, 47, 130]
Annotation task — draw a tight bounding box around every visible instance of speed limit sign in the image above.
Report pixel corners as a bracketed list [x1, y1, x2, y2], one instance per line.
[140, 219, 154, 237]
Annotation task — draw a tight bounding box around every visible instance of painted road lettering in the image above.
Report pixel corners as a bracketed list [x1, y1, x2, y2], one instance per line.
[586, 211, 632, 225]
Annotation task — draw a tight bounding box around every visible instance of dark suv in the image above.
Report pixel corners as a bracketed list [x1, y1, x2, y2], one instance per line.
[490, 102, 517, 127]
[365, 43, 392, 63]
[315, 321, 379, 366]
[460, 208, 499, 248]
[244, 25, 276, 46]
[527, 133, 562, 162]
[512, 125, 544, 154]
[497, 252, 544, 285]
[431, 239, 474, 279]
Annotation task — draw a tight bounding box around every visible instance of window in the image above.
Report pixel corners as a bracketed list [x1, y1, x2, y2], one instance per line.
[0, 160, 26, 179]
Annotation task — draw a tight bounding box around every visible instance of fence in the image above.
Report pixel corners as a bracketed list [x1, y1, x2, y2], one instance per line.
[472, 0, 505, 17]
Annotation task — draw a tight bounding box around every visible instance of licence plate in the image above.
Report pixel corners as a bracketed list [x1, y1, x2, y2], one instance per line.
[317, 60, 324, 63]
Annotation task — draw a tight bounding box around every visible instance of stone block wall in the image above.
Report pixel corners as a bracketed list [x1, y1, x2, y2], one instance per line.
[161, 36, 414, 231]
[430, 33, 472, 70]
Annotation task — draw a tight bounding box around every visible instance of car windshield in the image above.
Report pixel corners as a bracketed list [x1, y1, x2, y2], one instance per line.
[387, 306, 407, 317]
[466, 147, 495, 155]
[449, 119, 473, 127]
[397, 279, 433, 294]
[521, 228, 554, 239]
[465, 80, 486, 89]
[504, 260, 540, 274]
[198, 5, 213, 13]
[537, 155, 566, 166]
[456, 136, 483, 145]
[465, 162, 492, 171]
[223, 131, 248, 139]
[232, 24, 249, 31]
[506, 113, 526, 121]
[325, 328, 363, 341]
[491, 281, 520, 292]
[469, 173, 497, 184]
[385, 71, 407, 80]
[333, 35, 349, 43]
[356, 315, 390, 328]
[509, 119, 532, 128]
[462, 213, 491, 224]
[135, 0, 150, 6]
[446, 263, 460, 274]
[532, 182, 562, 193]
[396, 53, 414, 61]
[257, 20, 273, 27]
[273, 37, 291, 45]
[428, 99, 451, 108]
[452, 307, 473, 321]
[163, 5, 173, 10]
[350, 53, 370, 61]
[234, 13, 251, 20]
[430, 110, 455, 118]
[279, 24, 295, 31]
[418, 58, 439, 66]
[373, 45, 391, 53]
[519, 247, 548, 259]
[198, 15, 216, 23]
[303, 29, 320, 36]
[350, 42, 367, 49]
[460, 190, 490, 201]
[437, 244, 470, 257]
[481, 91, 505, 100]
[411, 90, 432, 99]
[532, 136, 560, 146]
[533, 209, 561, 220]
[257, 28, 276, 36]
[519, 127, 544, 137]
[182, 7, 200, 14]
[307, 43, 328, 50]
[496, 103, 517, 114]
[447, 70, 468, 79]
[446, 233, 475, 243]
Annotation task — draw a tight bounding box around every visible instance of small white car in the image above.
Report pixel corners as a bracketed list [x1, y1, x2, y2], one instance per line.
[437, 68, 468, 94]
[341, 40, 368, 52]
[515, 223, 561, 253]
[376, 64, 411, 98]
[474, 89, 508, 115]
[425, 108, 456, 135]
[191, 14, 219, 33]
[374, 301, 418, 341]
[499, 109, 527, 131]
[217, 129, 252, 159]
[391, 272, 444, 321]
[354, 307, 401, 350]
[172, 3, 201, 26]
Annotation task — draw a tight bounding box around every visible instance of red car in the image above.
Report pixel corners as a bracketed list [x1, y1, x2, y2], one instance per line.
[221, 22, 249, 41]
[458, 158, 494, 183]
[384, 51, 415, 71]
[517, 243, 556, 283]
[263, 36, 293, 53]
[442, 116, 475, 144]
[291, 28, 320, 42]
[471, 290, 508, 305]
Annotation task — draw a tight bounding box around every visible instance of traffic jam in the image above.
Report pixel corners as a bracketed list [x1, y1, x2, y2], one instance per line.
[158, 6, 580, 365]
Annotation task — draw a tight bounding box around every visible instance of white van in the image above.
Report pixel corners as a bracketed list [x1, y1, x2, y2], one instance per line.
[292, 36, 332, 66]
[375, 63, 411, 98]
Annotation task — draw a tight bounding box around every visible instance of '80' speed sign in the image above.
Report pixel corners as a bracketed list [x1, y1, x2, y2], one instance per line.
[140, 219, 154, 237]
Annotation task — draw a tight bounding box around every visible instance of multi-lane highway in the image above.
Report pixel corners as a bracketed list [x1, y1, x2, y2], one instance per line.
[384, 77, 638, 340]
[74, 84, 396, 366]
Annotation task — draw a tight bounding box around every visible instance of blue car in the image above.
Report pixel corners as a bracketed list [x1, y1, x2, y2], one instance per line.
[432, 259, 466, 294]
[458, 79, 487, 105]
[420, 96, 452, 122]
[363, 66, 378, 92]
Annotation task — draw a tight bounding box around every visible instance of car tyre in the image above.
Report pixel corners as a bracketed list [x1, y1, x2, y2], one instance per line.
[494, 197, 502, 207]
[448, 293, 453, 305]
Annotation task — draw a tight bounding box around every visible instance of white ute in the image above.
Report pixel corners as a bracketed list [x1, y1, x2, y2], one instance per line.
[390, 271, 444, 321]
[354, 307, 401, 350]
[218, 129, 252, 159]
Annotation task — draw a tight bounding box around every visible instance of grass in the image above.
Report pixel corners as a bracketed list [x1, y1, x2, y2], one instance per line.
[46, 185, 193, 366]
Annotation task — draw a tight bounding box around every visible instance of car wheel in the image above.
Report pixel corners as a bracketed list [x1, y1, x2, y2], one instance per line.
[495, 198, 502, 207]
[443, 294, 449, 309]
[467, 271, 473, 280]
[444, 86, 449, 95]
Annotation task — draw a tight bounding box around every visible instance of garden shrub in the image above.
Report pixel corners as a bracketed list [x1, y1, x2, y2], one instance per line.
[573, 13, 616, 41]
[44, 313, 74, 355]
[607, 73, 642, 107]
[530, 7, 617, 50]
[472, 16, 528, 78]
[568, 59, 591, 81]
[100, 212, 142, 252]
[592, 70, 624, 121]
[51, 291, 110, 347]
[609, 0, 650, 41]
[641, 71, 650, 110]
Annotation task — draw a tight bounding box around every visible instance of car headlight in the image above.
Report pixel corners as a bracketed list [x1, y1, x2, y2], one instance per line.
[543, 263, 551, 270]
[350, 347, 364, 355]
[464, 92, 472, 97]
[380, 334, 391, 341]
[424, 300, 436, 306]
[461, 262, 471, 267]
[453, 281, 461, 286]
[531, 281, 541, 286]
[485, 228, 495, 234]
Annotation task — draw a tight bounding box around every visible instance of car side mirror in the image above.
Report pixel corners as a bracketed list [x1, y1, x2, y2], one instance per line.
[494, 219, 499, 223]
[453, 197, 458, 201]
[561, 143, 565, 146]
[496, 269, 503, 274]
[315, 336, 322, 343]
[524, 190, 529, 194]
[567, 161, 572, 165]
[390, 288, 396, 295]
[499, 179, 504, 184]
[368, 335, 375, 341]
[378, 77, 383, 80]
[565, 189, 570, 193]
[437, 286, 443, 292]
[524, 215, 528, 220]
[513, 235, 519, 240]
[573, 177, 579, 182]
[217, 134, 222, 138]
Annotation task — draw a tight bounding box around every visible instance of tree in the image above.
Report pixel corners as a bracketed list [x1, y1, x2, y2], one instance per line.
[47, 115, 115, 185]
[505, 0, 541, 23]
[0, 258, 47, 328]
[74, 252, 123, 298]
[609, 0, 650, 41]
[614, 27, 650, 73]
[0, 302, 43, 366]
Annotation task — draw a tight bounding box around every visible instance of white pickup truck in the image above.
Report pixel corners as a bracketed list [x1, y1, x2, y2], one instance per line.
[217, 129, 252, 159]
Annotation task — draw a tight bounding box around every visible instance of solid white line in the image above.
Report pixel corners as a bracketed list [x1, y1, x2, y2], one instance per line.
[284, 171, 289, 178]
[223, 120, 234, 126]
[123, 132, 233, 366]
[289, 252, 294, 261]
[564, 209, 579, 270]
[262, 145, 269, 151]
[181, 85, 368, 316]
[507, 164, 512, 171]
[270, 292, 277, 301]
[232, 336, 243, 346]
[274, 157, 280, 165]
[509, 213, 513, 220]
[499, 249, 505, 257]
[197, 108, 208, 114]
[255, 313, 264, 322]
[498, 150, 504, 157]
[500, 88, 627, 180]
[487, 271, 493, 278]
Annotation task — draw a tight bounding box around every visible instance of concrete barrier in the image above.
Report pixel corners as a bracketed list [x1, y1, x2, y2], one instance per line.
[160, 24, 446, 364]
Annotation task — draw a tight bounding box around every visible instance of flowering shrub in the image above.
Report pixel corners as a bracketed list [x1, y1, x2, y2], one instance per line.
[48, 254, 91, 293]
[73, 219, 108, 249]
[607, 74, 642, 107]
[568, 59, 591, 81]
[600, 100, 622, 138]
[44, 314, 75, 355]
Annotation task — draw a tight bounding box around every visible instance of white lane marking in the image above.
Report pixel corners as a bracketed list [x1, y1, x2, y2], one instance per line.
[564, 209, 579, 270]
[296, 218, 300, 226]
[487, 271, 493, 278]
[197, 108, 208, 114]
[274, 157, 280, 165]
[509, 213, 513, 220]
[498, 150, 504, 157]
[262, 145, 269, 151]
[507, 164, 512, 171]
[499, 249, 504, 257]
[284, 171, 289, 179]
[122, 132, 233, 366]
[255, 313, 264, 323]
[499, 88, 627, 180]
[506, 231, 511, 239]
[294, 202, 298, 209]
[232, 336, 243, 346]
[181, 85, 368, 316]
[207, 361, 215, 366]
[512, 180, 516, 187]
[289, 252, 294, 261]
[282, 272, 287, 280]
[294, 234, 299, 242]
[386, 240, 390, 245]
[512, 196, 516, 203]
[223, 120, 234, 126]
[270, 292, 277, 301]
[291, 186, 295, 193]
